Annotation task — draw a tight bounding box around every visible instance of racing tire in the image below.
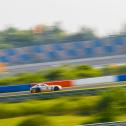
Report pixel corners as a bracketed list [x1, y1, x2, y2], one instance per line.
[54, 86, 60, 91]
[36, 88, 41, 93]
[31, 89, 36, 93]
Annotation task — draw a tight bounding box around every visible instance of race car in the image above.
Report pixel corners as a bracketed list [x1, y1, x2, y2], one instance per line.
[30, 83, 62, 93]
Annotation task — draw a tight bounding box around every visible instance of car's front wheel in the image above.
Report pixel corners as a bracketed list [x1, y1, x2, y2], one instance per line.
[54, 86, 60, 91]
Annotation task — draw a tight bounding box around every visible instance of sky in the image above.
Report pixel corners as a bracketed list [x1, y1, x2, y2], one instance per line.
[0, 0, 126, 36]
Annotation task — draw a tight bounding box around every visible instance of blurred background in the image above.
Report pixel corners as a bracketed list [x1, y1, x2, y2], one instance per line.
[0, 0, 126, 126]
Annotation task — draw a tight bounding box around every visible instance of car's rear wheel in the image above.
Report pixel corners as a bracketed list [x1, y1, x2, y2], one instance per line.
[31, 89, 36, 93]
[36, 87, 41, 93]
[54, 86, 60, 91]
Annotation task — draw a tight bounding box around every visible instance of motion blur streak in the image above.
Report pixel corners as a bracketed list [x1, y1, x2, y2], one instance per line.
[1, 54, 126, 77]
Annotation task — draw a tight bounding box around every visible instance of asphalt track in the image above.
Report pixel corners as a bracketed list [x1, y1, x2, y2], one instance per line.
[0, 54, 126, 98]
[1, 54, 126, 77]
[0, 82, 125, 98]
[83, 121, 126, 126]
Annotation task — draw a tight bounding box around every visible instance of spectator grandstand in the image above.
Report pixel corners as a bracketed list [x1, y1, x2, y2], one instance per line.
[0, 36, 125, 66]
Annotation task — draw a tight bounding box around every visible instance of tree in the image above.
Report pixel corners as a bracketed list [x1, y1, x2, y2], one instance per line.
[4, 27, 18, 33]
[79, 27, 97, 40]
[65, 27, 97, 42]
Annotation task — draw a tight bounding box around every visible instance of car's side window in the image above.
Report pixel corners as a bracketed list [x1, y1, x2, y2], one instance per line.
[41, 85, 48, 89]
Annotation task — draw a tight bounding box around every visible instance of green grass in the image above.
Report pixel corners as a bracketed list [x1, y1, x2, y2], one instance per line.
[0, 116, 26, 126]
[0, 95, 99, 118]
[0, 96, 99, 125]
[0, 115, 92, 126]
[116, 114, 126, 121]
[49, 115, 91, 126]
[1, 88, 126, 125]
[1, 115, 126, 126]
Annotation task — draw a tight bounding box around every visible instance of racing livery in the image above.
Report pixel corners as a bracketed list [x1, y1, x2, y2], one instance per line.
[30, 83, 62, 93]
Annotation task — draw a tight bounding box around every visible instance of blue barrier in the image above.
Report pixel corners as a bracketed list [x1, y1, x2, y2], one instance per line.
[1, 74, 126, 93]
[117, 75, 126, 82]
[0, 84, 31, 93]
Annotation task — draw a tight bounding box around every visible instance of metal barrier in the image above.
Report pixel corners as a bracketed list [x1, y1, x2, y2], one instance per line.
[83, 121, 126, 126]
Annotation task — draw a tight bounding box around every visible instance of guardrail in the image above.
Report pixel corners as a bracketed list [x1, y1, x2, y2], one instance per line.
[0, 74, 126, 93]
[82, 121, 126, 126]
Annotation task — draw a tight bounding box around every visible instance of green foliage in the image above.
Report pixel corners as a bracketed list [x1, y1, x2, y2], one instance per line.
[44, 67, 64, 81]
[75, 65, 102, 78]
[48, 102, 69, 115]
[0, 64, 126, 86]
[18, 115, 52, 126]
[0, 72, 46, 85]
[101, 65, 126, 75]
[0, 64, 114, 86]
[0, 77, 18, 85]
[0, 25, 98, 49]
[16, 72, 46, 83]
[1, 64, 126, 86]
[74, 100, 96, 116]
[80, 88, 126, 125]
[1, 88, 126, 124]
[94, 88, 126, 123]
[44, 66, 77, 81]
[116, 65, 126, 74]
[0, 88, 126, 126]
[0, 44, 14, 49]
[95, 94, 116, 122]
[0, 96, 98, 119]
[76, 65, 92, 70]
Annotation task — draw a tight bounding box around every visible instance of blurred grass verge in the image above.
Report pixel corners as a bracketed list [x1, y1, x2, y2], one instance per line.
[0, 115, 91, 126]
[1, 64, 126, 86]
[0, 88, 126, 125]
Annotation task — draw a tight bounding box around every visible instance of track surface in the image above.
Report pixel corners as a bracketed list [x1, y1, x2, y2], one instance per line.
[0, 82, 125, 97]
[1, 54, 126, 77]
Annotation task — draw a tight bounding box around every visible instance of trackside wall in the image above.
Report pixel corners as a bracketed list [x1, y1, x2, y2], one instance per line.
[0, 75, 126, 93]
